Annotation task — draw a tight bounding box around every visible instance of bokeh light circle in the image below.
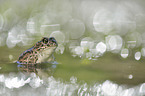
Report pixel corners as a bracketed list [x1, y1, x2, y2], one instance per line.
[93, 9, 114, 34]
[0, 14, 4, 30]
[80, 37, 94, 49]
[96, 42, 106, 54]
[65, 19, 85, 39]
[121, 48, 129, 58]
[74, 46, 84, 56]
[106, 35, 123, 53]
[55, 44, 65, 54]
[135, 51, 141, 60]
[50, 31, 65, 44]
[141, 48, 145, 57]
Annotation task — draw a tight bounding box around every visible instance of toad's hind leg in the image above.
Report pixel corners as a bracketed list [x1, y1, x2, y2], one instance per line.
[18, 52, 31, 64]
[27, 51, 39, 64]
[18, 50, 37, 64]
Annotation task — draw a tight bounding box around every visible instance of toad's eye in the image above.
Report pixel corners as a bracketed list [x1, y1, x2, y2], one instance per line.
[42, 37, 48, 44]
[49, 37, 53, 40]
[49, 37, 56, 43]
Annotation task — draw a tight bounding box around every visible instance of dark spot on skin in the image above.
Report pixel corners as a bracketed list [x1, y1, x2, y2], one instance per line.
[47, 44, 50, 47]
[22, 51, 31, 57]
[42, 37, 49, 44]
[49, 37, 55, 41]
[18, 56, 23, 60]
[20, 61, 22, 63]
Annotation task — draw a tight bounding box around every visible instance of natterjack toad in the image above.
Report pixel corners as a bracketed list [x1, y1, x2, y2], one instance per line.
[17, 37, 58, 64]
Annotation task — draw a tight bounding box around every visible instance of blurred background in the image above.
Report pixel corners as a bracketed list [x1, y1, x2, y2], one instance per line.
[0, 0, 145, 59]
[0, 0, 145, 96]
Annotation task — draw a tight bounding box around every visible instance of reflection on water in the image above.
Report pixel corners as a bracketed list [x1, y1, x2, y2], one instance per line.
[18, 64, 40, 73]
[0, 73, 145, 96]
[17, 63, 56, 75]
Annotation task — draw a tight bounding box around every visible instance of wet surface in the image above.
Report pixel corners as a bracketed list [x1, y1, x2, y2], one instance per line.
[0, 47, 145, 95]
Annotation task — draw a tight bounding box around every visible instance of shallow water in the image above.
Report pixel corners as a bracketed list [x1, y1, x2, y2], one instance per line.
[0, 46, 145, 96]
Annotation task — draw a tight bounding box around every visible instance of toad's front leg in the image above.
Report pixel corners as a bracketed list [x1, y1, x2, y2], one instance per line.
[47, 54, 55, 62]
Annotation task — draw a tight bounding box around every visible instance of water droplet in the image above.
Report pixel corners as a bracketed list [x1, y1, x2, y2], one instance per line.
[141, 48, 145, 57]
[75, 46, 84, 56]
[5, 77, 30, 88]
[135, 51, 141, 60]
[102, 80, 118, 96]
[126, 32, 142, 48]
[9, 54, 13, 61]
[128, 74, 133, 79]
[80, 37, 94, 49]
[106, 35, 123, 53]
[96, 42, 106, 54]
[139, 83, 145, 95]
[121, 48, 129, 58]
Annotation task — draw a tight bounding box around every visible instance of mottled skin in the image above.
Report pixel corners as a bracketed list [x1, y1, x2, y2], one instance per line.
[17, 37, 58, 64]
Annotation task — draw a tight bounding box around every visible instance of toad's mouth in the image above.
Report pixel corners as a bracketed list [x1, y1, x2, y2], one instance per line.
[41, 47, 56, 55]
[43, 46, 57, 51]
